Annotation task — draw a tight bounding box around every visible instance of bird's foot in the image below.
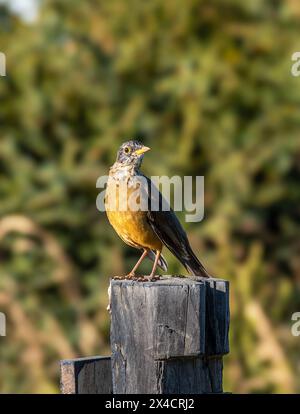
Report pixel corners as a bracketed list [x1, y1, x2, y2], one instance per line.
[147, 275, 161, 282]
[125, 272, 135, 280]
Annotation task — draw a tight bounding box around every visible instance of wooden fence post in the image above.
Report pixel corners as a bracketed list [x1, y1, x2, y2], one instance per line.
[60, 356, 112, 394]
[110, 276, 230, 394]
[60, 276, 230, 394]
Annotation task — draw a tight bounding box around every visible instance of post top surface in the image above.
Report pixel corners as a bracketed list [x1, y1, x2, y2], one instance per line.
[61, 356, 111, 365]
[110, 275, 229, 289]
[110, 275, 230, 361]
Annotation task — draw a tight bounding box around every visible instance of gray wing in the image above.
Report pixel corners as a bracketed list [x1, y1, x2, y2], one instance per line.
[142, 174, 209, 277]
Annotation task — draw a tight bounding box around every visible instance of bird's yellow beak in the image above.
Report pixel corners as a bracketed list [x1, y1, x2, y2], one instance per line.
[134, 146, 151, 156]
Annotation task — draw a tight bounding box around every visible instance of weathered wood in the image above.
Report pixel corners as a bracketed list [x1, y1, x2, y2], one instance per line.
[110, 276, 229, 394]
[157, 356, 223, 393]
[60, 356, 112, 394]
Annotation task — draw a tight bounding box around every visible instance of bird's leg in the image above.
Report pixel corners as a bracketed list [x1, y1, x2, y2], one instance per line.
[125, 249, 148, 279]
[149, 250, 161, 281]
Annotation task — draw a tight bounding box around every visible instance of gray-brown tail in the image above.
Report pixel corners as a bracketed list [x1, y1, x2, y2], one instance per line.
[183, 248, 210, 278]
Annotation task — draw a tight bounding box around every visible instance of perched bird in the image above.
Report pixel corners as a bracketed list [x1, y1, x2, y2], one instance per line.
[105, 140, 210, 280]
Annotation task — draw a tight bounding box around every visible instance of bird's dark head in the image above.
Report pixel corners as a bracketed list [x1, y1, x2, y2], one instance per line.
[116, 140, 150, 169]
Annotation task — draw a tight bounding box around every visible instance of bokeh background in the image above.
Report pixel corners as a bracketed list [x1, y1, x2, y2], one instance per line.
[0, 0, 300, 393]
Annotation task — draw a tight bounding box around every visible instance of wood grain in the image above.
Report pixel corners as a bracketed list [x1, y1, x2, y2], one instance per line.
[110, 276, 229, 394]
[60, 356, 112, 394]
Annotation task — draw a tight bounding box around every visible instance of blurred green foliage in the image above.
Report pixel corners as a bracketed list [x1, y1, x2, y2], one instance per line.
[0, 0, 300, 393]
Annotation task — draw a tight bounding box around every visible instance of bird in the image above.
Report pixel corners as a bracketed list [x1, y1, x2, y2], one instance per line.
[105, 140, 210, 280]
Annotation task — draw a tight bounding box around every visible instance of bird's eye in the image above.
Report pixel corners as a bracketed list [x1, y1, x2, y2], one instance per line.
[124, 147, 130, 154]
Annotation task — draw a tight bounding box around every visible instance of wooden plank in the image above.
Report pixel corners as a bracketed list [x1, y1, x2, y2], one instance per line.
[110, 276, 229, 394]
[205, 279, 230, 356]
[60, 356, 112, 394]
[158, 356, 223, 394]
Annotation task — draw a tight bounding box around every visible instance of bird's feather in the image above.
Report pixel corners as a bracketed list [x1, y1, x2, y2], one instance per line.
[146, 249, 168, 271]
[143, 175, 210, 278]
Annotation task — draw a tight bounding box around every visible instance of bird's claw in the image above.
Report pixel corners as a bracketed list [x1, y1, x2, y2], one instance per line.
[147, 275, 160, 282]
[125, 273, 135, 280]
[137, 276, 146, 282]
[137, 275, 160, 282]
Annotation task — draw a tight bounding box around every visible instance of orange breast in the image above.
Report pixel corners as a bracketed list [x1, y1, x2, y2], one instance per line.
[105, 176, 162, 251]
